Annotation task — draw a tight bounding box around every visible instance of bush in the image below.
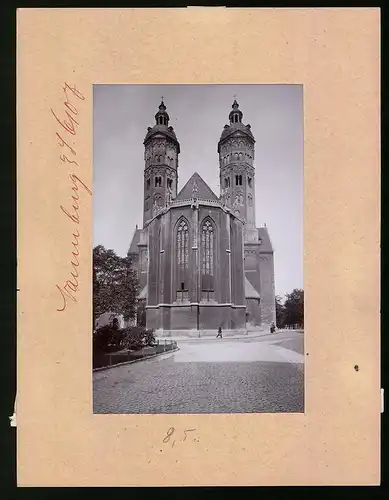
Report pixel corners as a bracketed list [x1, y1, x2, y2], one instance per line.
[121, 326, 156, 351]
[93, 325, 156, 357]
[93, 324, 123, 353]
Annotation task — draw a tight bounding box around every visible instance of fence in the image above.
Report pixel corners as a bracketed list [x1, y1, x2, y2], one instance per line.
[155, 339, 177, 354]
[93, 339, 177, 370]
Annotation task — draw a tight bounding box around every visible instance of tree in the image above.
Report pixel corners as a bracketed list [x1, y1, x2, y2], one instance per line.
[93, 245, 139, 326]
[283, 288, 304, 328]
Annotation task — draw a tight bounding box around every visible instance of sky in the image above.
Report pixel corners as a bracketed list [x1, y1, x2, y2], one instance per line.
[93, 84, 303, 298]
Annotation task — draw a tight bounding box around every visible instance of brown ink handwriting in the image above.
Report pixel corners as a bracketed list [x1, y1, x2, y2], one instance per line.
[52, 83, 91, 312]
[162, 427, 197, 448]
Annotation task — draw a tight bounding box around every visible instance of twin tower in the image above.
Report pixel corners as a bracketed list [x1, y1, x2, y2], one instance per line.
[142, 99, 257, 241]
[130, 97, 276, 335]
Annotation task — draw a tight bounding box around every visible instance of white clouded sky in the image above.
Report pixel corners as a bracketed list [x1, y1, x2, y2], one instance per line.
[93, 84, 303, 297]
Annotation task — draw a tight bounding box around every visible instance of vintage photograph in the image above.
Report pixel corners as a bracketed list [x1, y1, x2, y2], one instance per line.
[93, 84, 304, 414]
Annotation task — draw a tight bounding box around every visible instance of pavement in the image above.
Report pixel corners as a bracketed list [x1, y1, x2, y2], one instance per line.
[93, 329, 304, 414]
[157, 329, 302, 342]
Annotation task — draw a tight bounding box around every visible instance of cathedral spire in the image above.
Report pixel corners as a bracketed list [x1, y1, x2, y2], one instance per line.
[155, 98, 169, 126]
[229, 98, 243, 124]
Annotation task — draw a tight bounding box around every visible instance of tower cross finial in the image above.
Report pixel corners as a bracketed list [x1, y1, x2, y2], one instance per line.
[233, 94, 236, 99]
[161, 96, 164, 101]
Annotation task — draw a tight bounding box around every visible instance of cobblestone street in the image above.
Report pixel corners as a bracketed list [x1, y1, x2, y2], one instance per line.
[93, 330, 304, 414]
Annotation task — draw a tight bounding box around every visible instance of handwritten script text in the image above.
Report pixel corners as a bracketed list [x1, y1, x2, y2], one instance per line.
[52, 83, 91, 312]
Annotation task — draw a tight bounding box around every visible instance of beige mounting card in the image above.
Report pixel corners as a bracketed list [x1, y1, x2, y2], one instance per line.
[17, 8, 380, 486]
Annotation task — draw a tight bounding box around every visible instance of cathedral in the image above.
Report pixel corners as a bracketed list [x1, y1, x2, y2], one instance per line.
[128, 98, 276, 336]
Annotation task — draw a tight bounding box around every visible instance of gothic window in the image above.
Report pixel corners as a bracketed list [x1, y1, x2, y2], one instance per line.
[155, 176, 162, 187]
[235, 175, 242, 186]
[248, 176, 252, 188]
[201, 219, 215, 295]
[167, 178, 173, 189]
[176, 219, 189, 300]
[235, 153, 239, 160]
[177, 219, 189, 268]
[154, 154, 158, 162]
[224, 177, 230, 188]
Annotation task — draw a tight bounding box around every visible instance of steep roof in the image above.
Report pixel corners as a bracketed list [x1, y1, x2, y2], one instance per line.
[245, 276, 260, 299]
[128, 228, 141, 255]
[143, 125, 180, 150]
[218, 123, 255, 149]
[258, 226, 273, 253]
[175, 172, 219, 202]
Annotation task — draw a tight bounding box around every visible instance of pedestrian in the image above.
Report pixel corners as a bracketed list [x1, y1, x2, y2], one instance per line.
[270, 322, 275, 334]
[216, 325, 223, 338]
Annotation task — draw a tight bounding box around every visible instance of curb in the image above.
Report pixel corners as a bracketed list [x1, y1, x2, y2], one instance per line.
[159, 329, 304, 342]
[93, 347, 180, 373]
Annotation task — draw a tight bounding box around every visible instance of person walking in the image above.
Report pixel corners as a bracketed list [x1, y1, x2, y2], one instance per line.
[216, 325, 223, 338]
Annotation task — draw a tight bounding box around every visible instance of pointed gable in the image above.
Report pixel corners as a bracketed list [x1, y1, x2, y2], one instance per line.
[258, 226, 274, 253]
[128, 228, 141, 255]
[175, 172, 219, 202]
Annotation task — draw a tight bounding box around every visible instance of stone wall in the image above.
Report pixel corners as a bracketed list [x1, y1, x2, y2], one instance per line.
[244, 242, 262, 325]
[230, 217, 246, 306]
[246, 298, 261, 328]
[259, 253, 276, 326]
[147, 304, 247, 333]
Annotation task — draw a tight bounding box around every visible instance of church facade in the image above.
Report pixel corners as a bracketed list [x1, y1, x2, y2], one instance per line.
[128, 99, 276, 336]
